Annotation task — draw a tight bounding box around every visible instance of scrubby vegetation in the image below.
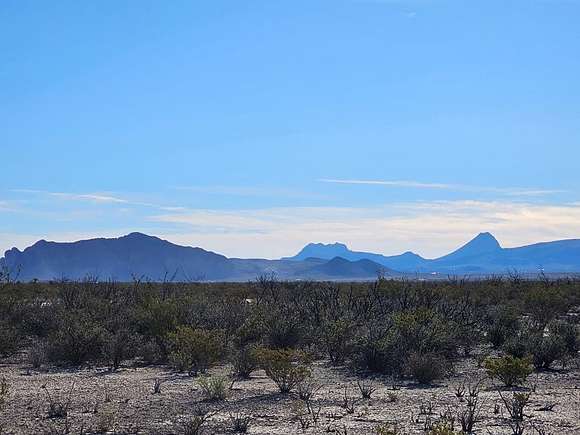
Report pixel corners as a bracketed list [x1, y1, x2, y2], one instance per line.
[484, 355, 533, 387]
[0, 272, 579, 433]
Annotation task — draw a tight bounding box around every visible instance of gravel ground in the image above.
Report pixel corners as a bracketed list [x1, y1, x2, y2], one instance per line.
[1, 352, 579, 434]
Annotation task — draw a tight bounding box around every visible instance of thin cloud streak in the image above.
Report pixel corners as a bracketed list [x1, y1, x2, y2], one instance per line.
[11, 189, 181, 211]
[12, 189, 129, 204]
[173, 185, 327, 200]
[150, 201, 580, 259]
[319, 178, 565, 196]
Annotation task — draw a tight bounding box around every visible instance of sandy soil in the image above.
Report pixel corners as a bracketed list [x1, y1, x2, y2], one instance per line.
[1, 353, 579, 434]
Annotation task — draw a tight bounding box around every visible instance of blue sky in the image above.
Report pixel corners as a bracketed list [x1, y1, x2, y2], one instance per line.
[1, 0, 580, 258]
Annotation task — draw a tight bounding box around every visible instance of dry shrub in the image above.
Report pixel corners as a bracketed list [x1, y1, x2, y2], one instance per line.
[168, 326, 224, 376]
[407, 352, 450, 385]
[256, 348, 311, 393]
[197, 375, 230, 401]
[231, 345, 259, 379]
[484, 355, 533, 387]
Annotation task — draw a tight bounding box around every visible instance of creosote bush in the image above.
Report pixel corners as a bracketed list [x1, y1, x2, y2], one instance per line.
[406, 352, 450, 385]
[177, 406, 215, 435]
[320, 319, 356, 366]
[102, 328, 140, 370]
[550, 320, 579, 354]
[0, 323, 21, 357]
[169, 326, 224, 376]
[486, 307, 520, 349]
[528, 334, 567, 370]
[256, 348, 311, 393]
[229, 412, 252, 433]
[231, 345, 259, 379]
[429, 421, 459, 435]
[375, 423, 403, 435]
[28, 339, 48, 369]
[46, 313, 105, 366]
[197, 375, 230, 401]
[484, 355, 533, 387]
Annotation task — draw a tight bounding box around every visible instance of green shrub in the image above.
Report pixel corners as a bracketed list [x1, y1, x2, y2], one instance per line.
[485, 307, 520, 348]
[256, 348, 311, 393]
[28, 340, 48, 369]
[0, 323, 21, 357]
[47, 314, 104, 365]
[233, 312, 264, 348]
[229, 412, 252, 433]
[528, 334, 567, 369]
[168, 327, 224, 376]
[138, 339, 165, 365]
[407, 352, 450, 385]
[429, 422, 459, 435]
[484, 355, 533, 387]
[231, 345, 259, 379]
[524, 286, 568, 330]
[549, 320, 579, 355]
[375, 423, 403, 435]
[351, 329, 404, 375]
[19, 301, 57, 338]
[136, 297, 180, 357]
[197, 375, 230, 401]
[502, 334, 532, 359]
[455, 324, 482, 357]
[393, 309, 458, 358]
[102, 329, 140, 370]
[320, 319, 355, 366]
[177, 406, 214, 435]
[264, 311, 304, 349]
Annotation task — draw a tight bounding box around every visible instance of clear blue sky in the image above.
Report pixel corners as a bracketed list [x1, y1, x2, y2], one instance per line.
[1, 0, 579, 258]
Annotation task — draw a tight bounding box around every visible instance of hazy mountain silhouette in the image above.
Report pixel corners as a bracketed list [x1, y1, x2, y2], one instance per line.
[284, 242, 426, 271]
[0, 233, 397, 281]
[3, 232, 580, 281]
[287, 232, 580, 273]
[433, 232, 501, 263]
[306, 257, 391, 278]
[1, 233, 234, 281]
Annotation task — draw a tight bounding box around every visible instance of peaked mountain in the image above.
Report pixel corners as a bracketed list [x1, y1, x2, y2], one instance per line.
[432, 232, 502, 265]
[288, 242, 351, 261]
[284, 242, 426, 271]
[288, 233, 580, 274]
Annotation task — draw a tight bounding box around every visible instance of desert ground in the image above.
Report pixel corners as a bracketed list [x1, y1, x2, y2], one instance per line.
[1, 350, 579, 434]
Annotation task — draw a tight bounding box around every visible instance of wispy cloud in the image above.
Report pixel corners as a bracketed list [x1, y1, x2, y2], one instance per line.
[149, 200, 580, 259]
[12, 189, 129, 204]
[51, 192, 129, 203]
[0, 199, 21, 213]
[319, 178, 564, 197]
[11, 189, 183, 211]
[174, 185, 326, 200]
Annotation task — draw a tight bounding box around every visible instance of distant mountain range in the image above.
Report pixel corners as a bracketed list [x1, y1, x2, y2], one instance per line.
[285, 232, 580, 274]
[1, 232, 580, 281]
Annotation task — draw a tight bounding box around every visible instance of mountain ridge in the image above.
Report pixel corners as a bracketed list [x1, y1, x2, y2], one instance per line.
[2, 232, 580, 281]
